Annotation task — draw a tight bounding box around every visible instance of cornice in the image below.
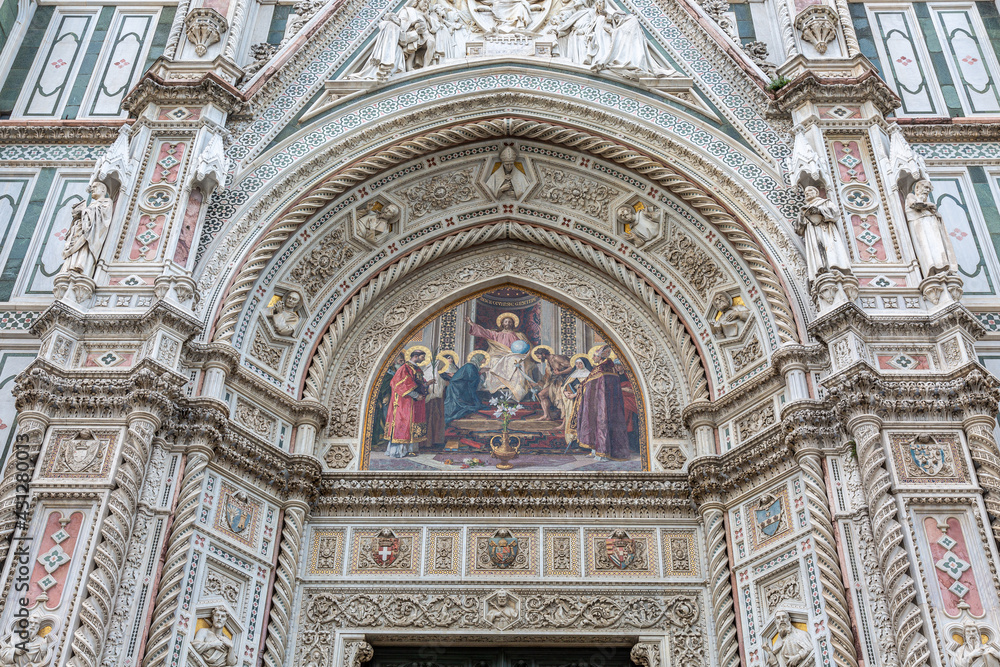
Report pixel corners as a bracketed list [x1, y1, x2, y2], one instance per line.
[826, 363, 1000, 424]
[161, 399, 230, 447]
[898, 118, 1000, 143]
[781, 399, 842, 451]
[0, 121, 129, 144]
[122, 67, 248, 116]
[682, 367, 783, 428]
[13, 357, 187, 419]
[30, 299, 204, 340]
[215, 433, 322, 499]
[689, 427, 795, 503]
[771, 68, 900, 116]
[229, 364, 330, 425]
[807, 301, 986, 342]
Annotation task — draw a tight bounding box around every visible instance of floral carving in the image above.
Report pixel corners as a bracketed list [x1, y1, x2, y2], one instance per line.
[732, 336, 762, 371]
[664, 233, 724, 299]
[657, 445, 687, 470]
[535, 166, 621, 219]
[235, 399, 276, 439]
[402, 168, 478, 218]
[289, 227, 357, 300]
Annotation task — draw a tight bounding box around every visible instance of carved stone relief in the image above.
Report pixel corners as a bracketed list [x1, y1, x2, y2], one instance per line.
[234, 398, 277, 439]
[736, 403, 776, 442]
[203, 569, 243, 607]
[759, 570, 804, 617]
[657, 445, 687, 471]
[289, 226, 357, 301]
[532, 165, 621, 221]
[402, 167, 480, 219]
[663, 232, 724, 300]
[731, 335, 763, 372]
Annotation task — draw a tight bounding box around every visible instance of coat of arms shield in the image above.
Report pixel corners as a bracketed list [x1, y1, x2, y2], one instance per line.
[909, 434, 948, 477]
[754, 494, 785, 537]
[372, 529, 400, 567]
[605, 530, 636, 570]
[62, 430, 100, 472]
[488, 528, 519, 568]
[224, 492, 254, 534]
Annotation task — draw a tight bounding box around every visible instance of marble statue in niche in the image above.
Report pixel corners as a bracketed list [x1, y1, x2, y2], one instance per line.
[0, 612, 54, 667]
[62, 181, 113, 277]
[617, 202, 660, 246]
[764, 611, 815, 667]
[357, 200, 400, 242]
[486, 145, 529, 199]
[191, 607, 237, 667]
[348, 0, 678, 81]
[365, 285, 645, 471]
[905, 179, 959, 280]
[950, 619, 1000, 667]
[270, 290, 303, 336]
[795, 186, 853, 282]
[709, 292, 749, 339]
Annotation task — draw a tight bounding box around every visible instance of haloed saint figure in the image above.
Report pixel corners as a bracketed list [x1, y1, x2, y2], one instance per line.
[365, 286, 646, 472]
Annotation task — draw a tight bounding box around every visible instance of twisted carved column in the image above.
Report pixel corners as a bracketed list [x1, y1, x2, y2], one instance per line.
[841, 451, 900, 667]
[965, 416, 1000, 550]
[141, 441, 212, 667]
[794, 447, 858, 667]
[68, 413, 159, 667]
[261, 501, 306, 667]
[690, 460, 739, 667]
[848, 417, 931, 667]
[833, 0, 860, 56]
[0, 411, 46, 571]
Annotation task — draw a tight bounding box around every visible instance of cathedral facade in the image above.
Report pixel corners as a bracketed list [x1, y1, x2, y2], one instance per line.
[0, 0, 1000, 666]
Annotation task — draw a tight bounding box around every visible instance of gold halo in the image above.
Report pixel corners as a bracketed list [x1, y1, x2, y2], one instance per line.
[405, 345, 432, 366]
[436, 350, 459, 364]
[588, 344, 617, 361]
[570, 353, 591, 368]
[495, 312, 520, 328]
[530, 344, 554, 362]
[467, 350, 490, 365]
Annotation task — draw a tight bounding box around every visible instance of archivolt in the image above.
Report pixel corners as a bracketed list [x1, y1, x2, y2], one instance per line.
[209, 104, 800, 346]
[305, 232, 706, 440]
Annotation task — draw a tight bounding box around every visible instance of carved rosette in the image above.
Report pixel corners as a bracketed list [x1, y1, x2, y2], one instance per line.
[184, 8, 228, 57]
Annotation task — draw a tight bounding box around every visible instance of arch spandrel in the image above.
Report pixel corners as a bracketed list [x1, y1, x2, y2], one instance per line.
[361, 284, 651, 471]
[310, 242, 700, 472]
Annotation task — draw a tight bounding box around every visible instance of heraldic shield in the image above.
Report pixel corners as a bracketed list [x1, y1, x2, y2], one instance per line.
[372, 529, 400, 567]
[224, 492, 254, 534]
[488, 528, 519, 568]
[605, 530, 636, 570]
[754, 494, 784, 537]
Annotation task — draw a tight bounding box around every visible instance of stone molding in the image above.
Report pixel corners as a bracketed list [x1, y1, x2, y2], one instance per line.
[204, 107, 802, 347]
[772, 68, 900, 116]
[122, 65, 248, 115]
